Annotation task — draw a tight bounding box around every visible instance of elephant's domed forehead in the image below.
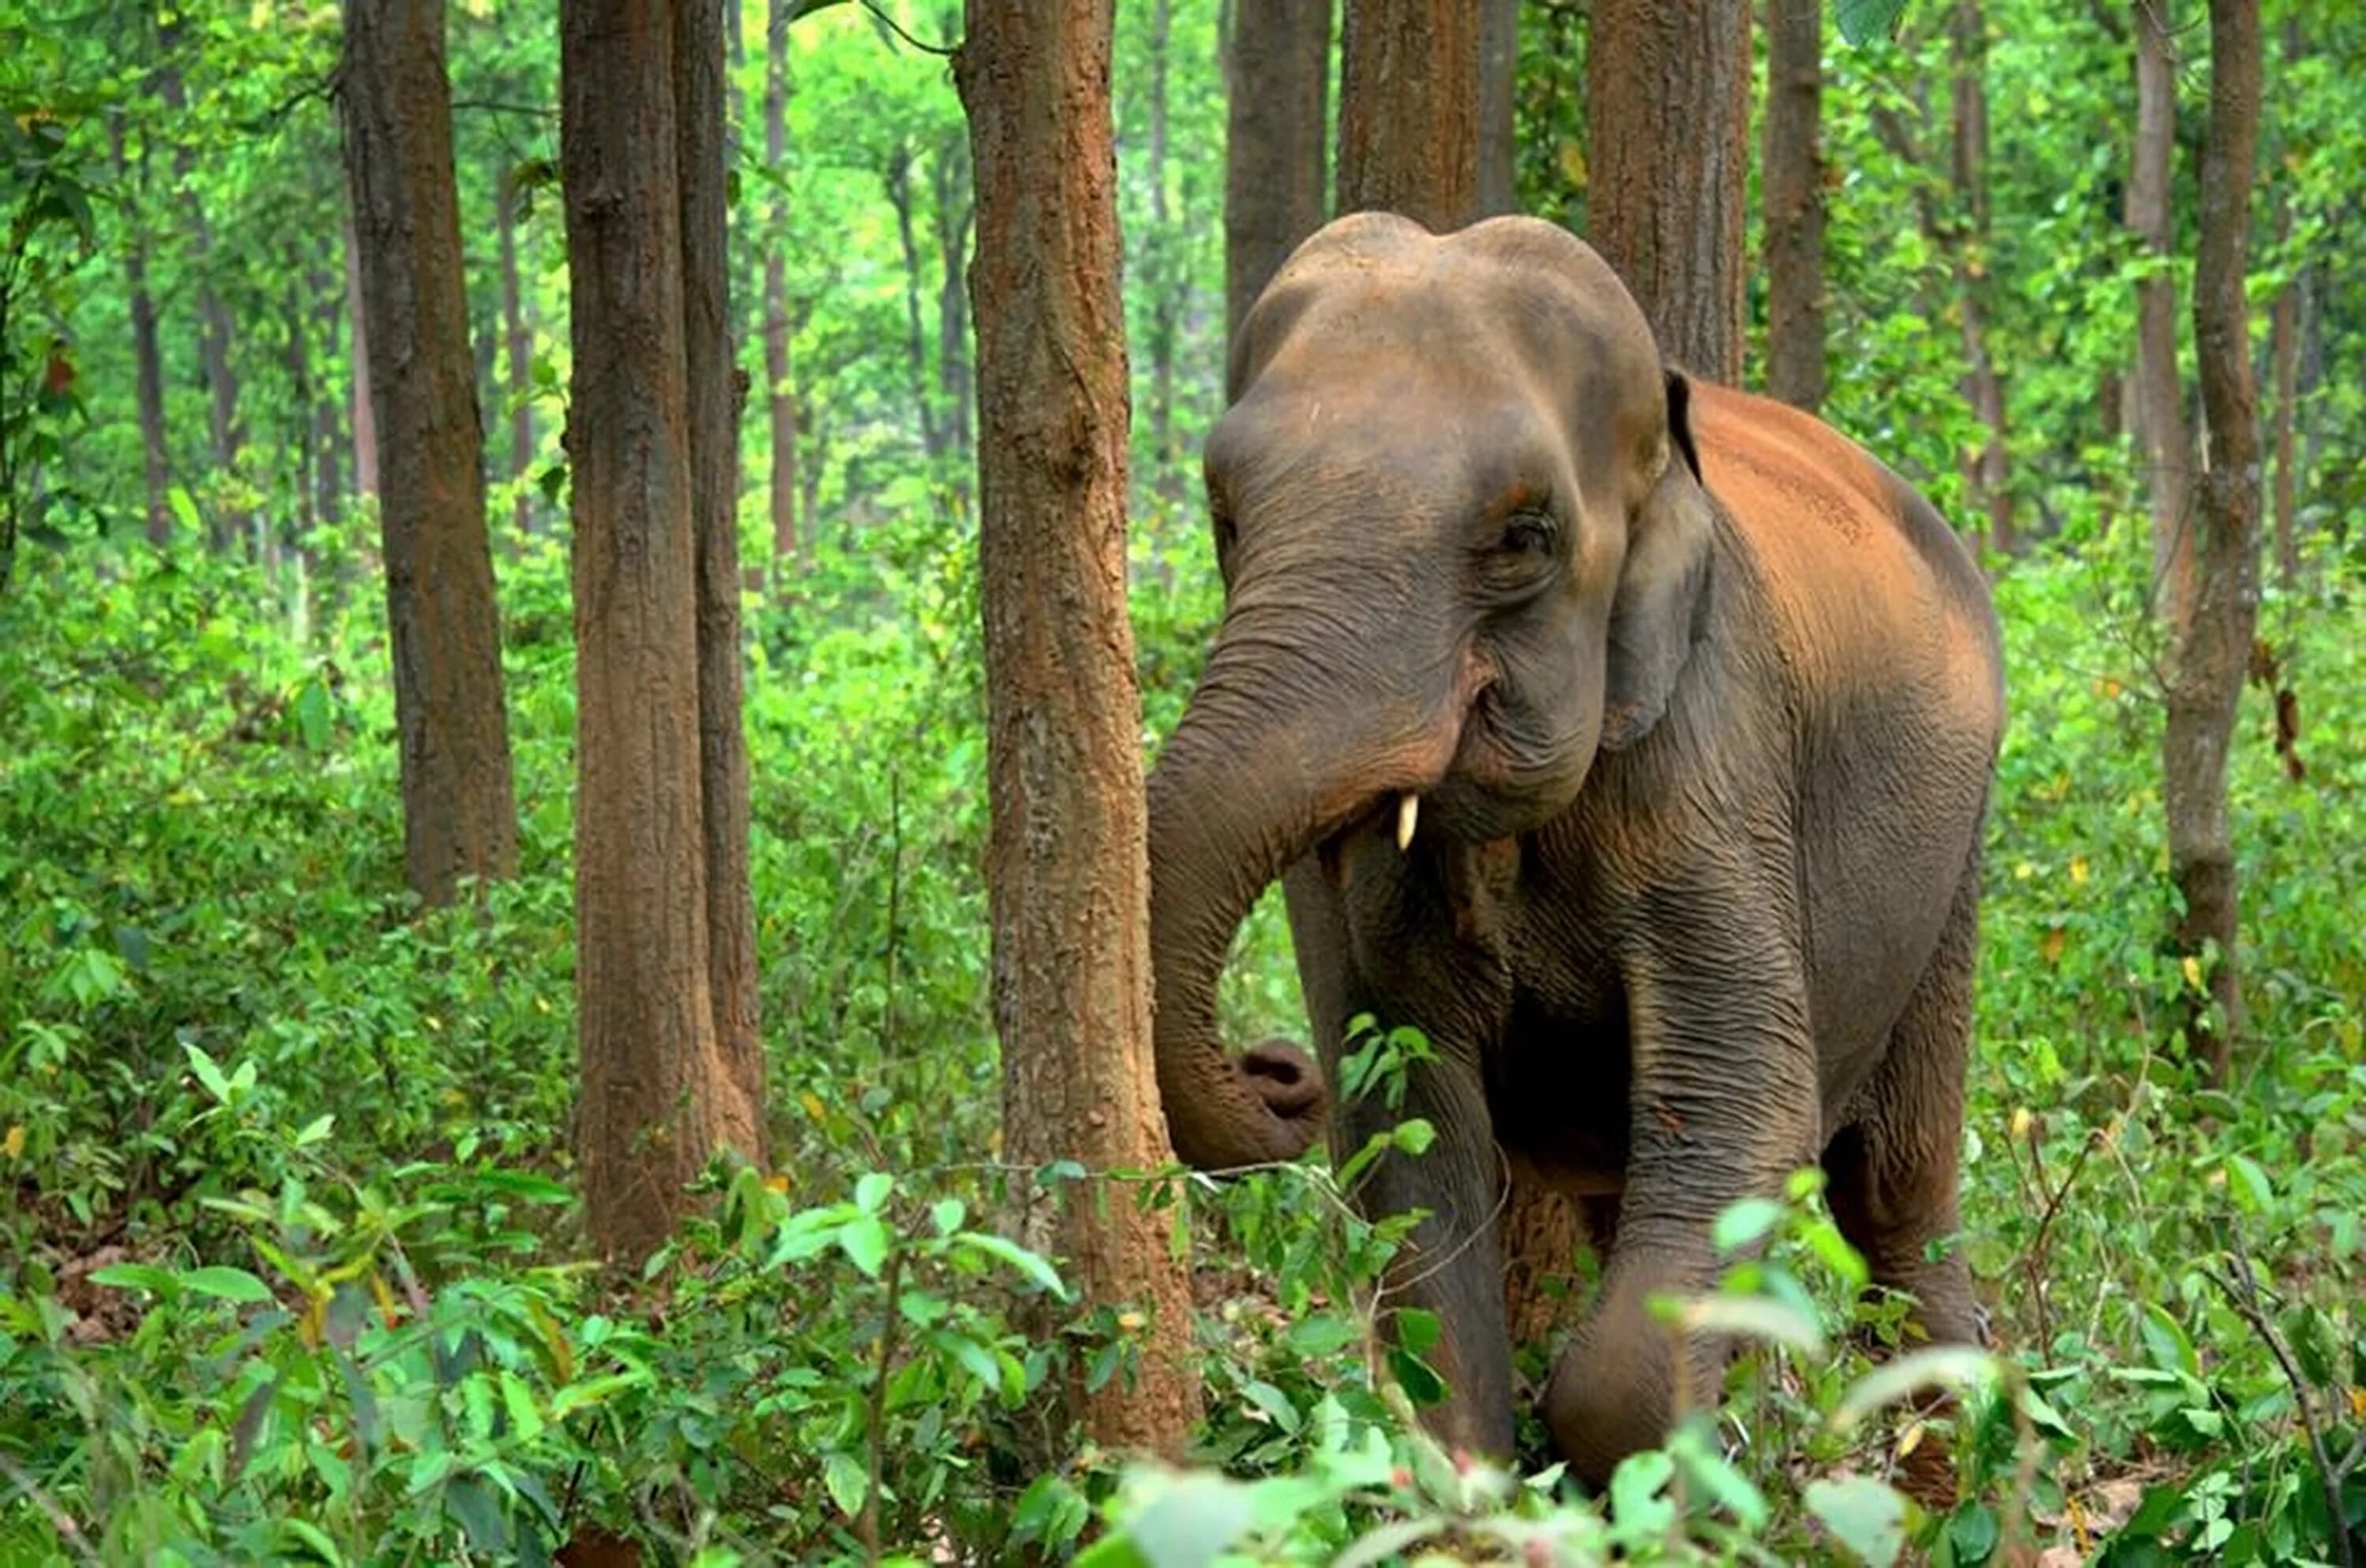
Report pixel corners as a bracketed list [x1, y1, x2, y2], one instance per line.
[1232, 215, 1666, 444]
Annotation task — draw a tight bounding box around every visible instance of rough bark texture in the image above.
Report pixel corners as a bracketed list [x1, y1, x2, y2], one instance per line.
[2129, 0, 2188, 608]
[497, 163, 536, 536]
[1760, 0, 1825, 412]
[678, 0, 767, 1163]
[1223, 0, 1330, 346]
[1951, 0, 2012, 554]
[1337, 0, 1480, 231]
[2165, 0, 2262, 1080]
[956, 0, 1199, 1457]
[562, 0, 763, 1264]
[1477, 0, 1518, 215]
[341, 0, 520, 909]
[763, 0, 799, 572]
[1584, 0, 1750, 380]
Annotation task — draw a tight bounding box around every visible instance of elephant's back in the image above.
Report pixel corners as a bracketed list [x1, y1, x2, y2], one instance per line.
[1686, 382, 2004, 745]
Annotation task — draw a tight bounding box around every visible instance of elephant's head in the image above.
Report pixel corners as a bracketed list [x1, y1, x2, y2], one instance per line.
[1148, 213, 1718, 1169]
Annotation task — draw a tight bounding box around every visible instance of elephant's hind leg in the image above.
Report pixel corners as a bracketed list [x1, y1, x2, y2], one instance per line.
[1823, 849, 1983, 1357]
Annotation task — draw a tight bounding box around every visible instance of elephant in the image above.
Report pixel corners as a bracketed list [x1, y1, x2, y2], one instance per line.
[1144, 211, 2004, 1483]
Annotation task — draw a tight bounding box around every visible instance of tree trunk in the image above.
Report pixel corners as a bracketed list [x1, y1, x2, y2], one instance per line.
[2129, 0, 2188, 609]
[679, 0, 768, 1164]
[1337, 0, 1480, 232]
[886, 147, 945, 461]
[2163, 0, 2262, 1081]
[341, 0, 520, 909]
[956, 0, 1199, 1457]
[345, 197, 379, 499]
[1584, 0, 1751, 381]
[764, 0, 799, 573]
[1477, 0, 1517, 215]
[931, 133, 976, 471]
[1950, 0, 2012, 555]
[107, 115, 174, 547]
[1760, 0, 1825, 412]
[2267, 15, 2303, 588]
[1223, 0, 1330, 346]
[497, 162, 537, 536]
[312, 259, 345, 529]
[562, 0, 763, 1263]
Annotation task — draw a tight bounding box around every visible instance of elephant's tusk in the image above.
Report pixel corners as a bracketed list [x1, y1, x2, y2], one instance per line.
[1396, 793, 1420, 852]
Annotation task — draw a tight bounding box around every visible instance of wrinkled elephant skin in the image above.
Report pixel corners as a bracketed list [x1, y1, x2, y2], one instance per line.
[1144, 212, 2005, 1482]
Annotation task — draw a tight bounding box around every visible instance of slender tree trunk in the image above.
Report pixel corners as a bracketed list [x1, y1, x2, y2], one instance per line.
[284, 267, 316, 544]
[1223, 0, 1330, 347]
[345, 198, 380, 498]
[1147, 0, 1178, 491]
[312, 259, 345, 528]
[1337, 0, 1480, 232]
[2129, 0, 2188, 608]
[562, 0, 763, 1262]
[1477, 0, 1517, 215]
[108, 115, 174, 547]
[886, 148, 944, 461]
[341, 0, 520, 909]
[931, 134, 975, 469]
[498, 162, 537, 536]
[2163, 0, 2262, 1081]
[2267, 15, 2303, 588]
[679, 0, 767, 1160]
[1585, 0, 1751, 380]
[763, 0, 799, 573]
[1761, 0, 1825, 412]
[956, 0, 1199, 1457]
[1950, 0, 2012, 555]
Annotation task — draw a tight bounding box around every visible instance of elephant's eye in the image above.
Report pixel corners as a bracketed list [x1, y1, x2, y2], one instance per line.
[1496, 511, 1558, 559]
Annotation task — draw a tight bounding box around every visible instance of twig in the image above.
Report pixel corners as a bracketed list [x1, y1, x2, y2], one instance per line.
[862, 1246, 908, 1565]
[2206, 1241, 2355, 1568]
[0, 1452, 99, 1565]
[789, 0, 959, 56]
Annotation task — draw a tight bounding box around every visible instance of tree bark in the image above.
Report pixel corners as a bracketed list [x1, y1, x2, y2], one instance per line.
[763, 0, 799, 573]
[1584, 0, 1751, 381]
[1950, 0, 2012, 555]
[956, 0, 1199, 1457]
[1337, 0, 1481, 232]
[1477, 0, 1517, 215]
[1223, 0, 1330, 346]
[497, 162, 537, 536]
[2163, 0, 2262, 1081]
[1760, 0, 1825, 412]
[2129, 0, 2188, 611]
[678, 0, 768, 1163]
[562, 0, 764, 1263]
[341, 0, 520, 909]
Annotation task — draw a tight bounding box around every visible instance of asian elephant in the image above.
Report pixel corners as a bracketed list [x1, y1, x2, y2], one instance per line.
[1145, 212, 2004, 1483]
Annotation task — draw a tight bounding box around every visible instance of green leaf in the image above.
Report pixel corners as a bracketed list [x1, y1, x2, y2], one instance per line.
[1835, 0, 1908, 46]
[1711, 1196, 1786, 1253]
[295, 1114, 335, 1148]
[1675, 1292, 1827, 1357]
[823, 1449, 871, 1519]
[1110, 1471, 1256, 1568]
[293, 678, 331, 752]
[275, 1518, 345, 1565]
[88, 1263, 181, 1298]
[855, 1171, 893, 1212]
[1607, 1448, 1675, 1536]
[1805, 1475, 1909, 1566]
[184, 1041, 233, 1103]
[183, 1266, 274, 1303]
[1390, 1118, 1435, 1155]
[955, 1230, 1069, 1299]
[1830, 1346, 1998, 1431]
[838, 1215, 891, 1277]
[930, 1198, 966, 1234]
[1240, 1379, 1301, 1435]
[2223, 1154, 2273, 1212]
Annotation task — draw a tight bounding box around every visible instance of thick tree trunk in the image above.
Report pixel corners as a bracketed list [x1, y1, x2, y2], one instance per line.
[341, 0, 520, 909]
[345, 199, 379, 498]
[2163, 0, 2262, 1081]
[2129, 0, 2187, 609]
[1760, 0, 1825, 412]
[1951, 0, 2012, 555]
[1477, 0, 1517, 215]
[1584, 0, 1751, 381]
[763, 0, 799, 573]
[562, 0, 763, 1262]
[497, 162, 537, 536]
[678, 0, 767, 1163]
[1337, 0, 1480, 232]
[1223, 0, 1330, 346]
[957, 0, 1199, 1457]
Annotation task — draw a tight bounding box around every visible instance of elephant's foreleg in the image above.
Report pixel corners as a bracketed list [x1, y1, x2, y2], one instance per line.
[1543, 917, 1822, 1484]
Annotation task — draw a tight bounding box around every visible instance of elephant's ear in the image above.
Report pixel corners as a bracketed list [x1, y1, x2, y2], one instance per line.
[1600, 372, 1715, 752]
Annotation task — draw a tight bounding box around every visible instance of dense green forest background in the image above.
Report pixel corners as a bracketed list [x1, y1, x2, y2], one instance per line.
[3, 1, 2364, 1562]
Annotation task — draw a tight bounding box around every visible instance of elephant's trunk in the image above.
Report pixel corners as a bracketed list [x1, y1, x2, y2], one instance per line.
[1146, 607, 1461, 1169]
